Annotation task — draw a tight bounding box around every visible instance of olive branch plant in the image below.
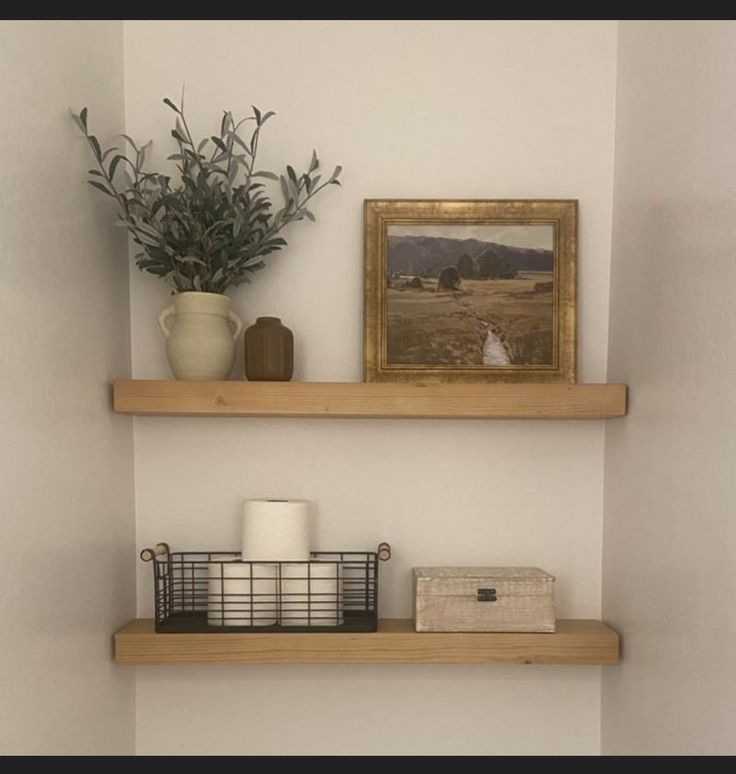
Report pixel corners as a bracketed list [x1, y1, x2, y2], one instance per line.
[72, 97, 342, 294]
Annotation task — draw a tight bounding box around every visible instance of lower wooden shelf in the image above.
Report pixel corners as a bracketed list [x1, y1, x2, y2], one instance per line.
[114, 618, 619, 666]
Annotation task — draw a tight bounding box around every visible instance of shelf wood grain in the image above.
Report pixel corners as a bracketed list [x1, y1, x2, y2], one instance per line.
[114, 618, 619, 666]
[113, 380, 627, 419]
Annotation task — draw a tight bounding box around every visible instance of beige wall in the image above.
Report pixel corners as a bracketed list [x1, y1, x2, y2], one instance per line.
[125, 20, 618, 755]
[0, 21, 136, 755]
[602, 21, 736, 755]
[4, 20, 734, 755]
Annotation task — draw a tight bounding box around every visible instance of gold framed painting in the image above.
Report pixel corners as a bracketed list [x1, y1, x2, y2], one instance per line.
[363, 199, 577, 383]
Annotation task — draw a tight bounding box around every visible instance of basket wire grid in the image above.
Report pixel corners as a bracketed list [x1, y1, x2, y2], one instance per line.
[142, 542, 391, 633]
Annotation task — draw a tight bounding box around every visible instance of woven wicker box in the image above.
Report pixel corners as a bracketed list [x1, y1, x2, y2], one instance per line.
[413, 567, 556, 633]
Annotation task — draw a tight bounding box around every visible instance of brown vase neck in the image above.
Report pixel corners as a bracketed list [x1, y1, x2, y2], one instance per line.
[256, 316, 282, 325]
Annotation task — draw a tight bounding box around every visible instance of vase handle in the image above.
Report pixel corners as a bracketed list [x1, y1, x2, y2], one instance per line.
[158, 303, 175, 340]
[227, 309, 244, 341]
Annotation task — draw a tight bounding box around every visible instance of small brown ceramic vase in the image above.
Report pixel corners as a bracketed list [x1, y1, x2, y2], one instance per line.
[244, 317, 294, 381]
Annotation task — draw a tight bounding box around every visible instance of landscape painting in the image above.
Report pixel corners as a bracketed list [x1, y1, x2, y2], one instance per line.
[387, 223, 555, 368]
[364, 200, 577, 382]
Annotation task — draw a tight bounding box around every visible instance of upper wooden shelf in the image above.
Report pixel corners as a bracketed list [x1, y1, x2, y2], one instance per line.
[113, 380, 627, 419]
[114, 618, 619, 666]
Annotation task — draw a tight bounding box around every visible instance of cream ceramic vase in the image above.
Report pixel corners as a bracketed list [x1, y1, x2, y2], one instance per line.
[158, 292, 243, 380]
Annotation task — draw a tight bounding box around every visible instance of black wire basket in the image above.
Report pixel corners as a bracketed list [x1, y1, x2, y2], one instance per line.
[141, 542, 391, 633]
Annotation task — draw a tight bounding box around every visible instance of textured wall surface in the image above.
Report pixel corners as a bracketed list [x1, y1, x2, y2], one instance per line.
[0, 21, 136, 755]
[125, 20, 617, 755]
[603, 20, 736, 755]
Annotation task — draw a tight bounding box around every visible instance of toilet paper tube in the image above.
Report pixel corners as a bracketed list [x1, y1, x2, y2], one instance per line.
[207, 562, 277, 627]
[242, 499, 310, 561]
[280, 561, 343, 627]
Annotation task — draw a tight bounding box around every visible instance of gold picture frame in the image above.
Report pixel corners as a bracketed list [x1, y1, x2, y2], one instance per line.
[363, 199, 577, 383]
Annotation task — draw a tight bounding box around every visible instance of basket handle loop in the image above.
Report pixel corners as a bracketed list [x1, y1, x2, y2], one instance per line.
[377, 542, 391, 562]
[140, 542, 171, 562]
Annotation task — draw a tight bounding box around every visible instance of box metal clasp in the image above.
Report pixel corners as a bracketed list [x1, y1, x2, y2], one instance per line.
[477, 588, 497, 602]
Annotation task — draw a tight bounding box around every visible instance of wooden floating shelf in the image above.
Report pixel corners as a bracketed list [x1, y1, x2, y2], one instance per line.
[113, 380, 627, 419]
[114, 618, 619, 666]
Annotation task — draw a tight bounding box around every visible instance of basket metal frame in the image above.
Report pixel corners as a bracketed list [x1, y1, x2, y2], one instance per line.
[141, 542, 391, 633]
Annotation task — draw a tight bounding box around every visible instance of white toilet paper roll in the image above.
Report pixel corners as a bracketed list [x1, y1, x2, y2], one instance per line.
[191, 553, 233, 612]
[207, 562, 277, 627]
[242, 499, 310, 561]
[280, 561, 343, 627]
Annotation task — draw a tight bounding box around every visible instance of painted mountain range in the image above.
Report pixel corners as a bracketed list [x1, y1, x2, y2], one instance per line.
[388, 235, 553, 277]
